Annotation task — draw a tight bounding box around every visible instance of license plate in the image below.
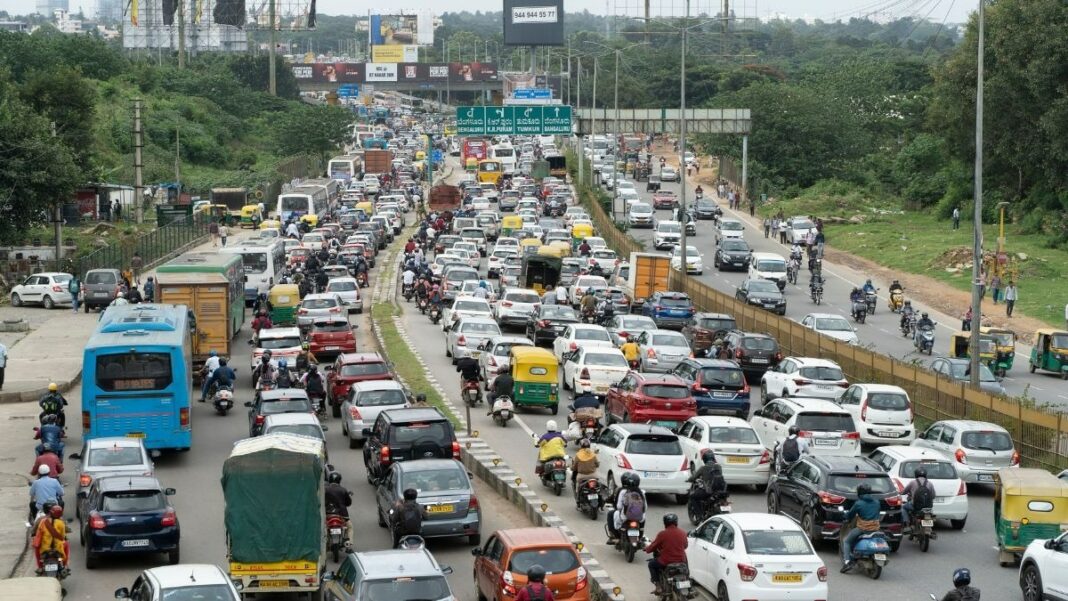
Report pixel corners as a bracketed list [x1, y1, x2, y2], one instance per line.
[772, 573, 803, 583]
[921, 519, 934, 527]
[627, 529, 640, 536]
[587, 494, 599, 501]
[326, 346, 339, 351]
[94, 292, 108, 297]
[258, 580, 289, 588]
[813, 438, 839, 447]
[675, 580, 691, 589]
[877, 430, 901, 438]
[470, 351, 481, 359]
[713, 392, 733, 398]
[976, 474, 994, 482]
[126, 432, 146, 439]
[44, 563, 59, 573]
[428, 504, 454, 513]
[553, 472, 566, 481]
[726, 456, 749, 464]
[329, 528, 342, 535]
[643, 471, 667, 478]
[121, 539, 150, 548]
[654, 421, 678, 429]
[816, 385, 834, 390]
[874, 553, 887, 562]
[750, 358, 768, 364]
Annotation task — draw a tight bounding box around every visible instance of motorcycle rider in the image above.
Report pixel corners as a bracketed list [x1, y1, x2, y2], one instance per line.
[862, 279, 877, 296]
[566, 386, 601, 440]
[294, 342, 319, 372]
[199, 350, 221, 402]
[31, 443, 63, 478]
[687, 450, 727, 511]
[205, 358, 236, 401]
[790, 243, 804, 264]
[941, 567, 980, 601]
[778, 426, 809, 472]
[607, 472, 647, 544]
[391, 488, 426, 547]
[580, 288, 598, 319]
[35, 414, 65, 460]
[515, 565, 554, 601]
[253, 292, 273, 316]
[900, 300, 916, 331]
[840, 482, 882, 573]
[473, 280, 490, 300]
[32, 504, 67, 575]
[535, 420, 567, 476]
[620, 336, 641, 368]
[645, 513, 689, 596]
[455, 356, 482, 400]
[254, 351, 277, 388]
[578, 240, 592, 257]
[275, 358, 294, 388]
[324, 471, 354, 546]
[402, 266, 417, 294]
[301, 366, 326, 399]
[250, 309, 273, 345]
[486, 366, 514, 415]
[29, 465, 64, 519]
[39, 383, 68, 429]
[850, 287, 865, 319]
[412, 393, 430, 408]
[571, 438, 599, 488]
[902, 467, 936, 534]
[428, 284, 444, 308]
[914, 312, 935, 345]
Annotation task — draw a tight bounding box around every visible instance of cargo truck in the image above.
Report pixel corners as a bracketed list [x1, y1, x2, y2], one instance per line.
[223, 434, 325, 598]
[210, 187, 249, 212]
[626, 252, 671, 312]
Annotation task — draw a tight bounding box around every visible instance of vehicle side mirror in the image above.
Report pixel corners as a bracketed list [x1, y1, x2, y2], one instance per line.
[471, 548, 482, 556]
[322, 571, 335, 582]
[687, 529, 696, 538]
[441, 565, 454, 575]
[243, 402, 253, 408]
[115, 587, 131, 599]
[362, 428, 372, 438]
[916, 431, 925, 439]
[1045, 539, 1057, 549]
[164, 488, 176, 496]
[69, 452, 82, 460]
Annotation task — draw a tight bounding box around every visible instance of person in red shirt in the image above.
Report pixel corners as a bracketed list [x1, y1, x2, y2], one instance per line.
[30, 444, 63, 478]
[514, 564, 553, 601]
[644, 513, 689, 595]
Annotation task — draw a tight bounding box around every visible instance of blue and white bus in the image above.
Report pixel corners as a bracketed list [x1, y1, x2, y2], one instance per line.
[220, 238, 286, 303]
[82, 304, 193, 452]
[327, 155, 361, 183]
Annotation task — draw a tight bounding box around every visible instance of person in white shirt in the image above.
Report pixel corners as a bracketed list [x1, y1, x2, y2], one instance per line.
[472, 281, 490, 299]
[199, 351, 221, 402]
[285, 221, 300, 239]
[555, 285, 568, 305]
[402, 269, 416, 287]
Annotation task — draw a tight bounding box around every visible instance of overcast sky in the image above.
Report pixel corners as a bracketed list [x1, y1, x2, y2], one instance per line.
[5, 0, 973, 25]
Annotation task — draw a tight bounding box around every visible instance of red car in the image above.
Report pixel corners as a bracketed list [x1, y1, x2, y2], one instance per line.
[307, 317, 357, 361]
[326, 352, 393, 417]
[604, 372, 696, 430]
[652, 190, 678, 210]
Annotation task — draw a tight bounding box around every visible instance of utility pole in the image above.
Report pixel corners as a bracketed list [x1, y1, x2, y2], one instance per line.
[268, 0, 277, 95]
[175, 127, 181, 191]
[721, 0, 729, 56]
[51, 122, 63, 271]
[177, 0, 185, 68]
[613, 49, 620, 221]
[133, 99, 144, 224]
[644, 0, 651, 43]
[678, 0, 690, 277]
[969, 0, 985, 387]
[592, 56, 598, 137]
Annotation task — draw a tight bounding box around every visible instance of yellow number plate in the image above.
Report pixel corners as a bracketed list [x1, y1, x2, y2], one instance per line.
[772, 573, 803, 584]
[256, 580, 290, 588]
[726, 456, 749, 464]
[126, 432, 146, 439]
[428, 504, 454, 514]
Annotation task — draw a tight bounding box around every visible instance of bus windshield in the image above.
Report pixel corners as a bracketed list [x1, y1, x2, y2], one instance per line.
[280, 196, 309, 213]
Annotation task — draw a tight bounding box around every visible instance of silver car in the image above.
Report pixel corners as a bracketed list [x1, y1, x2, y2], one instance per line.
[494, 288, 542, 326]
[445, 317, 502, 363]
[340, 380, 410, 448]
[605, 314, 658, 345]
[71, 437, 155, 518]
[442, 296, 494, 329]
[478, 335, 534, 389]
[297, 293, 346, 329]
[326, 277, 363, 314]
[636, 329, 693, 373]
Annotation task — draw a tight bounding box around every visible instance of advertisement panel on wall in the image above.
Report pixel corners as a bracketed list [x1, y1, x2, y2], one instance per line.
[503, 0, 564, 46]
[290, 63, 364, 83]
[362, 11, 435, 46]
[365, 63, 399, 82]
[371, 45, 418, 63]
[288, 62, 497, 84]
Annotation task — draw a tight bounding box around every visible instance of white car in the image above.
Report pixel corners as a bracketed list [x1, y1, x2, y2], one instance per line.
[747, 252, 788, 288]
[785, 216, 818, 245]
[628, 203, 655, 228]
[584, 237, 607, 251]
[591, 424, 690, 499]
[450, 248, 481, 269]
[587, 249, 618, 272]
[687, 513, 828, 601]
[910, 419, 1020, 484]
[325, 277, 363, 313]
[653, 221, 683, 250]
[660, 165, 679, 181]
[563, 207, 589, 226]
[619, 188, 641, 206]
[445, 317, 502, 363]
[569, 275, 609, 306]
[9, 271, 74, 309]
[562, 346, 630, 396]
[868, 445, 969, 529]
[760, 357, 848, 402]
[1020, 531, 1068, 601]
[340, 380, 409, 448]
[252, 326, 302, 373]
[115, 565, 242, 601]
[751, 397, 861, 457]
[800, 312, 858, 345]
[493, 237, 520, 251]
[677, 417, 770, 486]
[487, 247, 519, 278]
[494, 287, 542, 327]
[551, 323, 614, 363]
[478, 335, 534, 390]
[361, 175, 380, 194]
[616, 180, 636, 194]
[669, 245, 703, 275]
[715, 218, 745, 244]
[442, 295, 494, 328]
[838, 383, 915, 444]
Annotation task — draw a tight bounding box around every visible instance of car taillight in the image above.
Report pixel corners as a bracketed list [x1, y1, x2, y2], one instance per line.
[180, 408, 190, 427]
[843, 431, 860, 440]
[957, 481, 967, 496]
[502, 301, 513, 307]
[580, 368, 590, 379]
[692, 383, 707, 392]
[488, 356, 498, 368]
[380, 445, 391, 464]
[576, 566, 589, 591]
[680, 455, 689, 471]
[348, 406, 362, 420]
[452, 441, 461, 459]
[330, 306, 341, 313]
[818, 490, 846, 505]
[79, 474, 92, 487]
[885, 495, 902, 507]
[817, 566, 828, 582]
[793, 379, 811, 387]
[468, 495, 479, 512]
[298, 308, 308, 315]
[798, 430, 813, 438]
[906, 403, 914, 423]
[646, 348, 657, 358]
[255, 415, 265, 425]
[837, 381, 850, 388]
[891, 478, 904, 493]
[82, 411, 90, 431]
[954, 448, 967, 464]
[161, 509, 177, 527]
[538, 320, 550, 327]
[89, 512, 107, 530]
[52, 285, 64, 293]
[735, 348, 744, 359]
[570, 342, 578, 351]
[457, 335, 467, 346]
[737, 563, 758, 582]
[759, 450, 770, 465]
[616, 454, 633, 469]
[1011, 450, 1020, 466]
[619, 331, 629, 339]
[500, 572, 517, 597]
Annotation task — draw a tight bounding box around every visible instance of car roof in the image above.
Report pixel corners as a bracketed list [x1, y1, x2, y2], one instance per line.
[353, 548, 443, 579]
[684, 358, 742, 369]
[634, 373, 687, 385]
[495, 527, 575, 548]
[570, 323, 608, 331]
[804, 313, 847, 320]
[723, 512, 803, 531]
[807, 455, 885, 474]
[694, 312, 733, 319]
[351, 380, 404, 392]
[613, 423, 677, 436]
[457, 316, 499, 326]
[391, 458, 466, 474]
[86, 437, 146, 450]
[750, 252, 785, 260]
[488, 335, 534, 346]
[785, 357, 840, 368]
[259, 388, 310, 401]
[95, 475, 163, 492]
[381, 407, 448, 423]
[930, 419, 1010, 433]
[854, 383, 909, 394]
[302, 293, 339, 301]
[687, 415, 755, 429]
[259, 327, 301, 338]
[264, 413, 322, 427]
[874, 446, 954, 462]
[337, 352, 386, 364]
[776, 397, 848, 413]
[143, 564, 233, 588]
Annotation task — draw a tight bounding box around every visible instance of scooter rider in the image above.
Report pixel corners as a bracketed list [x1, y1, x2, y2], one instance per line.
[486, 367, 514, 415]
[565, 386, 601, 440]
[39, 384, 68, 429]
[255, 351, 277, 387]
[687, 450, 727, 508]
[302, 366, 326, 398]
[200, 350, 221, 402]
[29, 465, 64, 519]
[840, 482, 882, 573]
[205, 358, 236, 400]
[862, 279, 877, 295]
[571, 439, 599, 487]
[941, 568, 981, 601]
[324, 471, 354, 545]
[902, 466, 936, 533]
[606, 472, 647, 544]
[294, 342, 318, 372]
[621, 337, 640, 367]
[275, 358, 294, 388]
[580, 288, 598, 318]
[535, 420, 567, 476]
[914, 312, 935, 344]
[455, 356, 482, 398]
[889, 279, 904, 294]
[515, 565, 554, 601]
[645, 513, 689, 596]
[850, 287, 865, 318]
[35, 415, 66, 460]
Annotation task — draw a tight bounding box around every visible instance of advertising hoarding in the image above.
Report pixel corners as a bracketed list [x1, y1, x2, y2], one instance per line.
[289, 62, 497, 84]
[365, 63, 399, 82]
[371, 45, 418, 63]
[290, 63, 364, 83]
[361, 10, 435, 46]
[503, 0, 564, 46]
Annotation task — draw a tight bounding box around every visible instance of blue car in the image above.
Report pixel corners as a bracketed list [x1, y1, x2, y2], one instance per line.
[80, 475, 179, 569]
[641, 291, 696, 329]
[667, 358, 751, 418]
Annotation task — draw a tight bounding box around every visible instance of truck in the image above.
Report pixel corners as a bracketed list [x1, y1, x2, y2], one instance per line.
[223, 433, 325, 598]
[428, 184, 462, 213]
[210, 187, 249, 212]
[363, 149, 393, 175]
[626, 252, 671, 312]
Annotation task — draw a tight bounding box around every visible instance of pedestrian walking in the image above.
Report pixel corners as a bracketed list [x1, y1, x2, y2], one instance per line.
[1004, 281, 1018, 317]
[717, 183, 725, 199]
[815, 230, 826, 258]
[219, 224, 229, 247]
[952, 207, 960, 230]
[990, 275, 1002, 304]
[779, 220, 789, 244]
[694, 161, 700, 174]
[0, 340, 7, 390]
[130, 252, 143, 284]
[763, 218, 771, 238]
[67, 275, 81, 313]
[771, 217, 780, 240]
[962, 306, 973, 331]
[209, 221, 219, 247]
[112, 201, 122, 222]
[749, 198, 756, 216]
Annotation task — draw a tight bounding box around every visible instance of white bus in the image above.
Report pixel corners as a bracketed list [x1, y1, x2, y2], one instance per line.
[327, 155, 361, 183]
[491, 144, 517, 175]
[276, 179, 338, 226]
[220, 239, 286, 302]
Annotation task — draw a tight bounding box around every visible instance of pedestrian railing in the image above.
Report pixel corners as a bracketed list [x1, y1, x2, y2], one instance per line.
[71, 213, 211, 279]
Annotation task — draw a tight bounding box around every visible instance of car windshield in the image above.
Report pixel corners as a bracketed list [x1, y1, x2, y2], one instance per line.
[456, 300, 490, 312]
[269, 424, 323, 439]
[238, 252, 268, 274]
[585, 352, 629, 367]
[741, 337, 776, 351]
[1052, 334, 1068, 348]
[900, 460, 959, 479]
[866, 392, 910, 410]
[259, 337, 302, 350]
[948, 362, 998, 382]
[742, 529, 814, 556]
[328, 281, 357, 292]
[403, 468, 468, 494]
[697, 318, 733, 330]
[460, 322, 501, 335]
[721, 241, 748, 252]
[102, 490, 166, 512]
[493, 342, 529, 356]
[960, 430, 1014, 451]
[361, 576, 451, 601]
[672, 247, 699, 257]
[658, 223, 681, 233]
[792, 220, 815, 230]
[625, 434, 683, 455]
[575, 329, 611, 342]
[699, 368, 745, 388]
[302, 298, 338, 310]
[756, 260, 786, 273]
[391, 422, 451, 446]
[508, 548, 580, 574]
[651, 333, 687, 346]
[631, 204, 651, 213]
[313, 322, 349, 333]
[642, 385, 691, 399]
[798, 366, 844, 381]
[622, 317, 655, 329]
[87, 446, 144, 468]
[815, 318, 852, 332]
[506, 292, 541, 304]
[828, 474, 895, 495]
[157, 584, 236, 601]
[261, 399, 312, 414]
[593, 251, 616, 259]
[794, 412, 854, 432]
[339, 362, 388, 377]
[86, 271, 117, 285]
[542, 306, 578, 319]
[354, 389, 407, 407]
[747, 280, 779, 293]
[706, 426, 760, 444]
[721, 221, 743, 231]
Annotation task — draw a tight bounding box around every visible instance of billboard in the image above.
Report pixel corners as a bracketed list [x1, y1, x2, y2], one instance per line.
[288, 62, 497, 84]
[503, 0, 564, 46]
[361, 11, 435, 46]
[371, 45, 418, 63]
[290, 63, 364, 84]
[365, 63, 398, 82]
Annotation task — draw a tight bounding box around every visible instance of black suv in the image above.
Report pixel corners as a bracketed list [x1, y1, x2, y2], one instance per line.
[736, 277, 786, 315]
[766, 455, 904, 550]
[714, 239, 752, 271]
[526, 305, 580, 346]
[362, 408, 459, 484]
[721, 330, 782, 379]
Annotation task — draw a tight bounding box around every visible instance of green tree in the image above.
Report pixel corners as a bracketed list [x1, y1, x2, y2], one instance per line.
[19, 67, 98, 177]
[271, 105, 351, 161]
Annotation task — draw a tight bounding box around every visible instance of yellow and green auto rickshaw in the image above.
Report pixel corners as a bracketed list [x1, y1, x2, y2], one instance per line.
[1029, 329, 1068, 380]
[981, 326, 1017, 376]
[239, 204, 263, 228]
[994, 467, 1068, 566]
[500, 215, 523, 238]
[522, 254, 562, 296]
[519, 238, 543, 257]
[949, 331, 999, 370]
[570, 223, 594, 251]
[268, 283, 301, 325]
[465, 157, 478, 172]
[541, 242, 570, 259]
[509, 347, 560, 414]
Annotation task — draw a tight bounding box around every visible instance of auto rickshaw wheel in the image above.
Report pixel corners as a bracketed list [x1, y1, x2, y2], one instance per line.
[1030, 362, 1037, 373]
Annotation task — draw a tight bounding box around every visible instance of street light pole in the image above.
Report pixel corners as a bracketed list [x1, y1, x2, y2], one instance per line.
[592, 56, 598, 137]
[969, 0, 985, 387]
[613, 49, 620, 222]
[678, 0, 690, 280]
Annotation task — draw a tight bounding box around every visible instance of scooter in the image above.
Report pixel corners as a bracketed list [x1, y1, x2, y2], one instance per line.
[418, 297, 429, 314]
[852, 300, 867, 324]
[490, 396, 515, 427]
[888, 290, 905, 312]
[915, 325, 936, 354]
[909, 508, 937, 553]
[462, 380, 482, 407]
[402, 283, 414, 302]
[654, 557, 696, 601]
[39, 549, 69, 583]
[606, 518, 645, 563]
[865, 290, 879, 314]
[212, 384, 234, 416]
[686, 483, 731, 525]
[429, 305, 442, 325]
[842, 528, 891, 580]
[574, 478, 605, 520]
[356, 271, 369, 288]
[325, 513, 352, 562]
[539, 458, 568, 496]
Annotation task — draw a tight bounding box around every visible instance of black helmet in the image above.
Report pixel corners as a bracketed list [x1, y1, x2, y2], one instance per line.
[403, 488, 418, 501]
[621, 472, 641, 489]
[788, 425, 800, 436]
[952, 567, 971, 587]
[701, 450, 717, 465]
[219, 357, 228, 366]
[416, 393, 427, 403]
[327, 471, 342, 484]
[527, 565, 546, 583]
[663, 513, 679, 527]
[922, 312, 929, 319]
[856, 483, 872, 496]
[914, 467, 928, 479]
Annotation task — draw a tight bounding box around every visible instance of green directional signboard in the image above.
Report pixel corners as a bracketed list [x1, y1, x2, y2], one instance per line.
[455, 105, 572, 136]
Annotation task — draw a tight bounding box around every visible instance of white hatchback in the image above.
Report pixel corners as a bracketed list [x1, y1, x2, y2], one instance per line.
[868, 445, 969, 528]
[750, 397, 861, 457]
[801, 312, 858, 345]
[760, 357, 848, 402]
[592, 424, 690, 499]
[562, 346, 630, 396]
[677, 417, 770, 486]
[837, 383, 915, 444]
[552, 323, 615, 363]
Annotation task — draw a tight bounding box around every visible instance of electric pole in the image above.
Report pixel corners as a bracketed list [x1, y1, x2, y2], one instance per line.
[969, 0, 985, 387]
[51, 122, 63, 271]
[679, 0, 690, 276]
[268, 0, 277, 95]
[133, 99, 144, 224]
[177, 0, 185, 68]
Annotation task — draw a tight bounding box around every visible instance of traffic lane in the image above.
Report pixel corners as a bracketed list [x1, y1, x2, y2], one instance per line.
[620, 179, 1062, 405]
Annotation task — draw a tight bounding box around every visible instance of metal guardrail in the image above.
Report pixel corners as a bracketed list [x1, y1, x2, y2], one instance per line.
[71, 214, 210, 279]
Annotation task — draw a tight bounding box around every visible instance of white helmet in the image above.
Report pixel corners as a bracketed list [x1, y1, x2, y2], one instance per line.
[546, 420, 558, 432]
[117, 291, 125, 298]
[38, 464, 50, 475]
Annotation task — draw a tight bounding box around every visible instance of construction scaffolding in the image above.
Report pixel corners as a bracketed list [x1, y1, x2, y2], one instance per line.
[122, 0, 248, 53]
[610, 0, 758, 47]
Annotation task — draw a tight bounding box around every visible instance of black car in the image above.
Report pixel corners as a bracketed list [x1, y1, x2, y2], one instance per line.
[80, 476, 179, 569]
[722, 330, 782, 379]
[714, 239, 752, 271]
[736, 277, 786, 315]
[245, 388, 313, 437]
[693, 198, 721, 220]
[766, 455, 905, 550]
[526, 305, 580, 346]
[362, 408, 459, 484]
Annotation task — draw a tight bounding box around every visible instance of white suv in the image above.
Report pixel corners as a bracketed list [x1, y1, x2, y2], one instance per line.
[750, 397, 861, 457]
[837, 384, 916, 444]
[715, 218, 745, 243]
[760, 357, 848, 402]
[747, 252, 788, 288]
[867, 445, 969, 529]
[653, 221, 683, 250]
[911, 420, 1020, 484]
[1020, 530, 1068, 601]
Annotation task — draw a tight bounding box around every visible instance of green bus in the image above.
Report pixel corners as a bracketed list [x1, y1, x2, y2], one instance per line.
[155, 252, 245, 367]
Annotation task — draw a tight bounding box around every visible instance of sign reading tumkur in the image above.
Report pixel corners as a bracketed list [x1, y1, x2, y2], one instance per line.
[456, 105, 571, 136]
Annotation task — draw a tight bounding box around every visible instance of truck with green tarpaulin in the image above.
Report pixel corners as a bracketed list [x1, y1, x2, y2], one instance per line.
[223, 433, 325, 597]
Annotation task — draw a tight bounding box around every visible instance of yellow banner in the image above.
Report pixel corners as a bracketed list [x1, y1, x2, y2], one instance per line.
[371, 45, 417, 63]
[129, 0, 138, 25]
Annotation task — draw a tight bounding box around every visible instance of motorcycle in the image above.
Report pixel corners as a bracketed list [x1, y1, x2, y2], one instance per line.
[212, 384, 234, 416]
[402, 283, 415, 302]
[308, 387, 327, 418]
[39, 549, 69, 583]
[852, 300, 867, 324]
[581, 307, 597, 324]
[462, 380, 482, 407]
[356, 271, 369, 288]
[490, 396, 515, 427]
[325, 513, 352, 562]
[655, 559, 695, 601]
[909, 508, 937, 552]
[574, 478, 605, 520]
[889, 290, 905, 312]
[628, 359, 640, 370]
[842, 528, 891, 580]
[901, 313, 917, 337]
[540, 458, 568, 496]
[607, 518, 645, 563]
[686, 483, 731, 525]
[810, 284, 823, 305]
[914, 325, 936, 354]
[787, 260, 800, 285]
[418, 297, 429, 314]
[429, 305, 442, 325]
[865, 290, 879, 314]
